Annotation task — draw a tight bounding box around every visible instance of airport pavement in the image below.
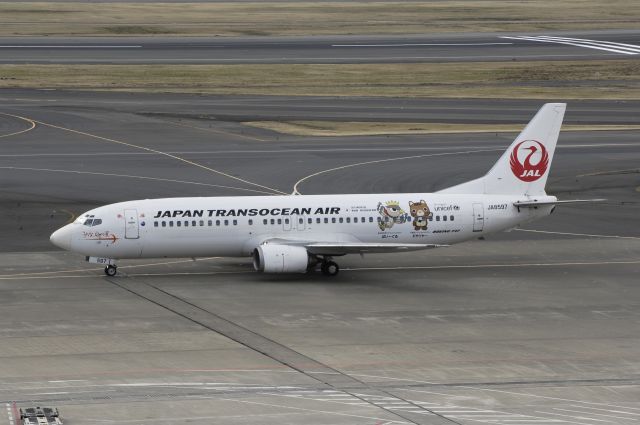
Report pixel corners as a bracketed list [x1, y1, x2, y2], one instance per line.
[0, 92, 638, 424]
[0, 30, 639, 64]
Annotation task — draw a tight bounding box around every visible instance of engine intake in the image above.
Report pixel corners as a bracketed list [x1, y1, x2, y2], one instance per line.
[252, 244, 312, 273]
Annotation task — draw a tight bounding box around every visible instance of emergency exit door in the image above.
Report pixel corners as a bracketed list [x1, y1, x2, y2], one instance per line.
[124, 209, 140, 239]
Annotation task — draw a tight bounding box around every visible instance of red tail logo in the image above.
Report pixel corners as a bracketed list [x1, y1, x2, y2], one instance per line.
[509, 140, 549, 182]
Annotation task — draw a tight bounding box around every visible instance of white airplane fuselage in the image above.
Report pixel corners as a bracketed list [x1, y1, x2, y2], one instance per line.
[57, 193, 554, 259]
[51, 103, 581, 276]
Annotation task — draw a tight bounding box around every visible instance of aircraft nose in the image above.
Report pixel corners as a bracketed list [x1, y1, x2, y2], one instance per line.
[50, 224, 73, 251]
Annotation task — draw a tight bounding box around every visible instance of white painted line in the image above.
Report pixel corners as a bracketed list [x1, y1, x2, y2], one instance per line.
[568, 405, 640, 416]
[536, 36, 640, 53]
[552, 407, 640, 421]
[220, 396, 410, 424]
[344, 259, 640, 272]
[501, 36, 638, 55]
[514, 228, 640, 240]
[0, 166, 275, 195]
[0, 45, 141, 48]
[332, 43, 513, 47]
[535, 411, 616, 423]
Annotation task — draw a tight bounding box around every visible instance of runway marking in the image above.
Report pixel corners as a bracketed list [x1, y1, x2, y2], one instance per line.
[514, 229, 640, 240]
[0, 45, 141, 48]
[0, 112, 287, 195]
[1, 143, 638, 158]
[218, 396, 409, 424]
[3, 259, 639, 281]
[0, 257, 219, 278]
[534, 411, 615, 423]
[0, 112, 36, 139]
[331, 43, 514, 47]
[0, 166, 277, 195]
[501, 36, 640, 55]
[350, 373, 640, 415]
[292, 148, 502, 194]
[550, 407, 639, 421]
[345, 259, 640, 272]
[566, 405, 640, 416]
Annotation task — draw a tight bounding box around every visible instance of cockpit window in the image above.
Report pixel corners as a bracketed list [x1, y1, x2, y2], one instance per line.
[82, 215, 102, 226]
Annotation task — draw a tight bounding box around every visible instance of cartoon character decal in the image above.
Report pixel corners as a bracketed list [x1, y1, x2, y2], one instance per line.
[377, 201, 408, 231]
[408, 200, 432, 231]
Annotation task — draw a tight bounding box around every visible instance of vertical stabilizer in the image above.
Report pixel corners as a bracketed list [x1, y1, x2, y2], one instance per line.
[439, 103, 566, 196]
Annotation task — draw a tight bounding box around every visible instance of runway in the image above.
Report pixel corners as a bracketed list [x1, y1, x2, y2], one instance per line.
[0, 92, 639, 424]
[1, 30, 640, 64]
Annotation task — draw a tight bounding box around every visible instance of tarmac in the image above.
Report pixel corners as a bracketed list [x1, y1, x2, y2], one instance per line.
[0, 91, 639, 424]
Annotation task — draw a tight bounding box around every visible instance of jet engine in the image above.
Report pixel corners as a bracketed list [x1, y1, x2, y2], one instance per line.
[252, 244, 312, 273]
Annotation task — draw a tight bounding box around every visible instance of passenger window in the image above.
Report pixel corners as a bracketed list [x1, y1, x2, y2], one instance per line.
[324, 218, 328, 224]
[208, 220, 212, 226]
[233, 220, 237, 225]
[270, 219, 275, 225]
[184, 221, 189, 227]
[285, 218, 289, 224]
[436, 216, 440, 221]
[369, 217, 373, 223]
[332, 217, 336, 223]
[346, 217, 351, 223]
[177, 221, 181, 227]
[216, 220, 220, 226]
[169, 221, 174, 227]
[263, 219, 267, 225]
[299, 218, 303, 224]
[277, 218, 282, 225]
[339, 217, 343, 223]
[450, 215, 454, 221]
[192, 220, 196, 227]
[154, 222, 158, 227]
[362, 217, 366, 223]
[224, 220, 229, 226]
[162, 221, 166, 227]
[308, 218, 312, 224]
[316, 218, 321, 224]
[248, 219, 253, 225]
[443, 216, 447, 221]
[429, 216, 433, 221]
[200, 220, 204, 226]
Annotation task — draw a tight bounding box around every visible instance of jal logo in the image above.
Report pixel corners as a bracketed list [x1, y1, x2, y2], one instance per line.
[509, 140, 549, 182]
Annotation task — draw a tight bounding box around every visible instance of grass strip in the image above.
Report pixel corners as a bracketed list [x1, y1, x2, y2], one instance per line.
[244, 122, 640, 137]
[0, 1, 638, 36]
[1, 61, 639, 99]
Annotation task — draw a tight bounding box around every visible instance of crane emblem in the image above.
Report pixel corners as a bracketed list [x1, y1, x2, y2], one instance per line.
[509, 140, 549, 182]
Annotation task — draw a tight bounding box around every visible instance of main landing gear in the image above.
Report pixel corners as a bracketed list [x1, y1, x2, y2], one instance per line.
[104, 265, 118, 277]
[320, 259, 340, 276]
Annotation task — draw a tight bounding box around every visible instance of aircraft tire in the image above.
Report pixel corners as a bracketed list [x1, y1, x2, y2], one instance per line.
[321, 261, 339, 276]
[105, 265, 117, 277]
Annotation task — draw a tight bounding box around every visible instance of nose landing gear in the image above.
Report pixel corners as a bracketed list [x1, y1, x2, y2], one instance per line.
[104, 265, 118, 277]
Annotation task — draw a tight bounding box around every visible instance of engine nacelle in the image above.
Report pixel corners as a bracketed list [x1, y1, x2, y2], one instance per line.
[252, 244, 311, 273]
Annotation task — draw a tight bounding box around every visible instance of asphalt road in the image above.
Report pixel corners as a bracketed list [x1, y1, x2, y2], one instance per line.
[1, 30, 639, 64]
[0, 92, 638, 424]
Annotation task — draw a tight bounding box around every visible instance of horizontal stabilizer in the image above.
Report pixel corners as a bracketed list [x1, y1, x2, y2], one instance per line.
[513, 199, 606, 208]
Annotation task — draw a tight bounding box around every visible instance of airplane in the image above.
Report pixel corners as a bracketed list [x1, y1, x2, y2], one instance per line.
[50, 103, 601, 277]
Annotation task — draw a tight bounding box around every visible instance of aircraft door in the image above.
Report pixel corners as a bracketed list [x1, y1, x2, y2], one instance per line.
[472, 202, 484, 232]
[124, 208, 140, 239]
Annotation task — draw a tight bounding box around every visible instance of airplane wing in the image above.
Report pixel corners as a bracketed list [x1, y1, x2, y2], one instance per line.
[514, 199, 606, 208]
[260, 238, 446, 255]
